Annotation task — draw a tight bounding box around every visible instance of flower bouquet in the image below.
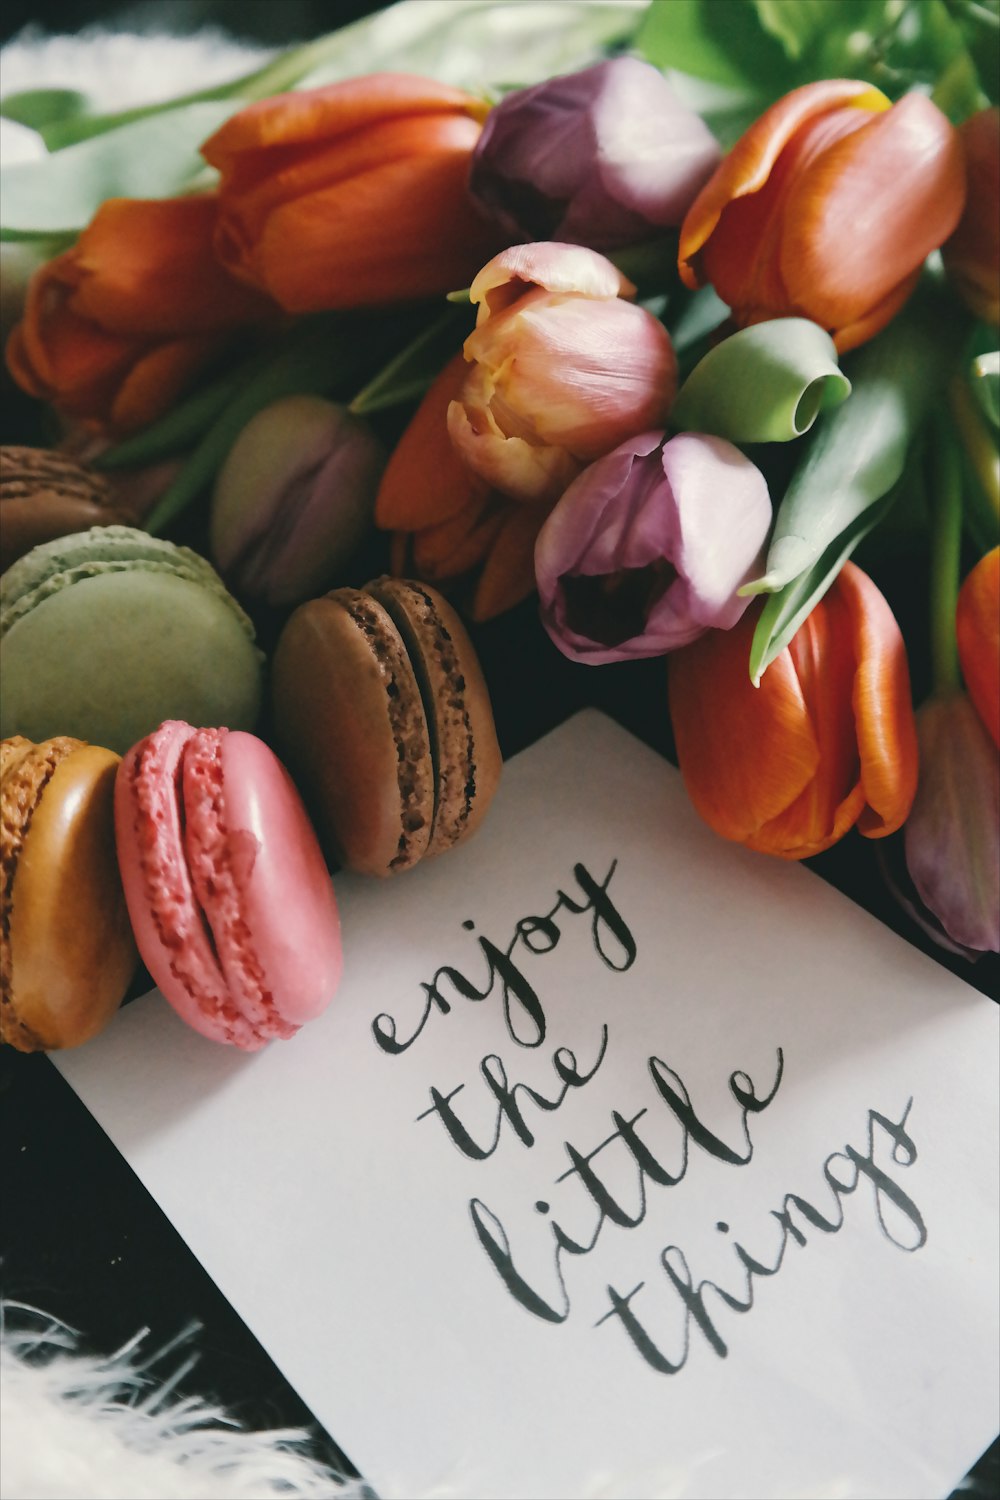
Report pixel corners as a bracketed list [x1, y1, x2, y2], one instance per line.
[1, 0, 997, 985]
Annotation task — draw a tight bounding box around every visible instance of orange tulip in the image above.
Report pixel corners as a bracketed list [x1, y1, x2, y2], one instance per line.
[668, 562, 918, 859]
[942, 108, 1000, 326]
[957, 547, 1000, 747]
[375, 352, 544, 620]
[201, 73, 502, 313]
[678, 80, 966, 352]
[5, 195, 273, 434]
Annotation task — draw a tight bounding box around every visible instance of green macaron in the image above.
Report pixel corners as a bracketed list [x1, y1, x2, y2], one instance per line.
[0, 527, 263, 754]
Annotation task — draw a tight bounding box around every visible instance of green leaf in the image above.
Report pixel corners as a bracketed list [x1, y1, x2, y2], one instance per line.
[744, 288, 969, 598]
[754, 0, 841, 59]
[670, 319, 851, 442]
[295, 0, 647, 93]
[748, 488, 897, 683]
[350, 308, 469, 416]
[637, 0, 788, 90]
[0, 88, 89, 132]
[0, 102, 231, 239]
[971, 350, 1000, 429]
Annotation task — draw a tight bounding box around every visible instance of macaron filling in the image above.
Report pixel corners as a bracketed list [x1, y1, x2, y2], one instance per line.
[181, 729, 296, 1044]
[121, 724, 289, 1049]
[371, 581, 478, 854]
[342, 592, 433, 870]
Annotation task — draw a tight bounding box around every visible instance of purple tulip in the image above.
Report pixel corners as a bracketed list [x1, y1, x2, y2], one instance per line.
[210, 395, 385, 607]
[469, 58, 722, 251]
[901, 693, 1000, 955]
[535, 430, 772, 664]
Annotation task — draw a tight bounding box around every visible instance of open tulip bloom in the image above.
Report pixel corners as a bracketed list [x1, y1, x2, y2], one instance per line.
[2, 0, 997, 963]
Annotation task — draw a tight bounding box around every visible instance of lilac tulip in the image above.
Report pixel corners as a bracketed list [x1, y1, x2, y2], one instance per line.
[210, 394, 384, 606]
[535, 430, 772, 664]
[469, 58, 721, 250]
[902, 693, 1000, 955]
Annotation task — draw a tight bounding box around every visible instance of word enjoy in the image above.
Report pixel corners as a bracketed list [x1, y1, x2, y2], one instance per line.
[371, 859, 635, 1054]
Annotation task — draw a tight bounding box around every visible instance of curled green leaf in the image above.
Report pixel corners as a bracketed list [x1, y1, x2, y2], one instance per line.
[743, 288, 968, 598]
[670, 318, 850, 442]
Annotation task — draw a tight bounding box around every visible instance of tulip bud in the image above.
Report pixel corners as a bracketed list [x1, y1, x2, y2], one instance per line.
[956, 546, 1000, 747]
[903, 693, 999, 954]
[469, 58, 721, 250]
[535, 430, 771, 663]
[210, 395, 385, 607]
[448, 243, 677, 503]
[943, 108, 999, 326]
[679, 81, 966, 352]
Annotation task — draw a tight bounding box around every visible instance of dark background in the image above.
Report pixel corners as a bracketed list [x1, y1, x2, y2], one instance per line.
[1, 2, 998, 1495]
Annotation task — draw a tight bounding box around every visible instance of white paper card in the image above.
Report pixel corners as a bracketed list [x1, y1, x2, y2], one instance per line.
[57, 711, 999, 1500]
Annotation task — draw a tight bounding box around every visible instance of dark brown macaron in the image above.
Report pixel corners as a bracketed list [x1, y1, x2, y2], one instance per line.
[272, 577, 502, 876]
[1, 447, 134, 574]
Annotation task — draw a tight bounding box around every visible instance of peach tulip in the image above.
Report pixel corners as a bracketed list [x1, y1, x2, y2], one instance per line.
[668, 562, 919, 859]
[5, 195, 273, 434]
[201, 73, 502, 313]
[678, 81, 966, 352]
[448, 243, 677, 503]
[943, 108, 1000, 326]
[957, 547, 1000, 746]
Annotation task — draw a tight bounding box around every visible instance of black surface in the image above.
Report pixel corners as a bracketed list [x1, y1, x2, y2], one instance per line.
[1, 0, 998, 1491]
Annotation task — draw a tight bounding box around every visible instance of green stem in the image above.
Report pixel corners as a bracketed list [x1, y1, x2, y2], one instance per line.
[929, 416, 964, 695]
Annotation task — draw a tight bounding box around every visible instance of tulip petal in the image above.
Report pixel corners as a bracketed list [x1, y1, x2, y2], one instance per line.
[472, 503, 549, 621]
[110, 335, 223, 434]
[201, 73, 487, 173]
[69, 196, 272, 335]
[447, 390, 581, 504]
[678, 79, 888, 289]
[412, 491, 506, 580]
[470, 241, 634, 323]
[375, 353, 487, 531]
[837, 562, 918, 837]
[228, 145, 499, 312]
[668, 605, 821, 846]
[904, 694, 1000, 952]
[780, 94, 966, 336]
[957, 547, 1000, 747]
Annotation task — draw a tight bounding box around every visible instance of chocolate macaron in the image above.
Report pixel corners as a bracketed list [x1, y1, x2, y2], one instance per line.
[272, 578, 502, 876]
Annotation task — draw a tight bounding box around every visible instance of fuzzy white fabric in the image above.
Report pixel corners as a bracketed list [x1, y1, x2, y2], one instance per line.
[0, 1306, 369, 1500]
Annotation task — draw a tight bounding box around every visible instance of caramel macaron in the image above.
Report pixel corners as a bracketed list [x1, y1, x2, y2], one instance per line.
[1, 734, 137, 1051]
[272, 578, 502, 876]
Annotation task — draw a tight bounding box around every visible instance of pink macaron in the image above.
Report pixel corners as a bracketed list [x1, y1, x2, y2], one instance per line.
[115, 720, 342, 1049]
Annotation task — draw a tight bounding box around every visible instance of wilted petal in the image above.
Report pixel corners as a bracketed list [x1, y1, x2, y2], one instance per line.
[904, 694, 1000, 953]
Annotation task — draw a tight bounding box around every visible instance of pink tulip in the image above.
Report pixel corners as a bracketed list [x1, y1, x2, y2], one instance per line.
[535, 430, 771, 663]
[448, 243, 677, 504]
